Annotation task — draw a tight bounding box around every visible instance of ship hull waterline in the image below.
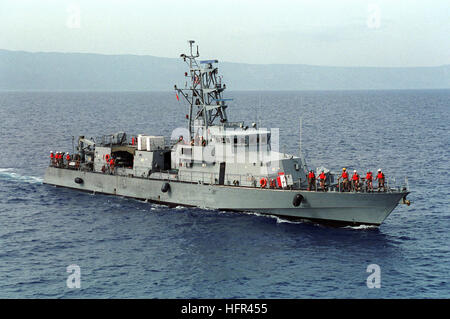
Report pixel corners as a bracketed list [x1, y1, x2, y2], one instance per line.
[44, 167, 408, 226]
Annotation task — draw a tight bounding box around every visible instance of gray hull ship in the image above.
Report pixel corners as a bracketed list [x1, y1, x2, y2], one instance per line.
[44, 41, 410, 226]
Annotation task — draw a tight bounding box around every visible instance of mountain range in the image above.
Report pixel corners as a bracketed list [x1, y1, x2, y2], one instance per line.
[0, 49, 448, 91]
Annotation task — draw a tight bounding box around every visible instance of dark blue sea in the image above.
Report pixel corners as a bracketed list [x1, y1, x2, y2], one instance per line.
[0, 90, 449, 298]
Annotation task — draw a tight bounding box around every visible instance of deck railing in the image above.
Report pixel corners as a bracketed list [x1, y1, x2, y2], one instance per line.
[314, 173, 408, 193]
[50, 161, 407, 193]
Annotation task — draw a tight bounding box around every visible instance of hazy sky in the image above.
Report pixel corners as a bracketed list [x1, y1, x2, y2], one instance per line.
[1, 0, 449, 67]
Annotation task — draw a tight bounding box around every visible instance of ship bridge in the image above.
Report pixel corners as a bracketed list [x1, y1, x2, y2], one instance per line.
[208, 126, 271, 148]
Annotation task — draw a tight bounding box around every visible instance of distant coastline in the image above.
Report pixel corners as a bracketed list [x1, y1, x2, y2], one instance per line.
[1, 49, 448, 91]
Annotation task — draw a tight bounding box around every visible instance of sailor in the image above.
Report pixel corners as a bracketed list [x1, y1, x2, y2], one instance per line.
[270, 178, 276, 189]
[366, 171, 374, 192]
[375, 169, 385, 192]
[55, 152, 59, 167]
[352, 170, 360, 192]
[109, 157, 115, 174]
[307, 170, 316, 191]
[200, 136, 206, 147]
[50, 151, 54, 166]
[338, 168, 350, 192]
[66, 153, 71, 166]
[178, 135, 184, 144]
[75, 156, 80, 169]
[190, 138, 195, 146]
[53, 151, 57, 166]
[318, 170, 326, 191]
[194, 134, 200, 145]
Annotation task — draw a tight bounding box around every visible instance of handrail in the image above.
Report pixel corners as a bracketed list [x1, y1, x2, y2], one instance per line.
[49, 162, 406, 193]
[324, 173, 402, 193]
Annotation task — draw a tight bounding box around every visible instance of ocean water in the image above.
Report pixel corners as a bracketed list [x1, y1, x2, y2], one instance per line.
[0, 90, 449, 298]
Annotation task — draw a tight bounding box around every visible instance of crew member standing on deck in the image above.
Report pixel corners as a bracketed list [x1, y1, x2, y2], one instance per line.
[109, 157, 115, 174]
[338, 168, 350, 191]
[318, 170, 326, 191]
[366, 171, 374, 192]
[55, 152, 60, 167]
[50, 152, 54, 166]
[352, 170, 360, 192]
[66, 153, 71, 167]
[375, 168, 385, 192]
[307, 170, 316, 191]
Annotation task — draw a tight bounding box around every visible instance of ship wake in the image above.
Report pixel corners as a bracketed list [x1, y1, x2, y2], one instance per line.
[0, 168, 43, 184]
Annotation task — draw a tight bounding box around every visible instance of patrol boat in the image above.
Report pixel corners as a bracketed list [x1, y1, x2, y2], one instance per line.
[44, 41, 410, 226]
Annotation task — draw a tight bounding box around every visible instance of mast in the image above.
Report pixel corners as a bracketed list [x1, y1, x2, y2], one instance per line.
[174, 40, 230, 140]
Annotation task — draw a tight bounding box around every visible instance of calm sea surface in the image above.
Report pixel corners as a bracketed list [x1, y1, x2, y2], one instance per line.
[0, 90, 449, 298]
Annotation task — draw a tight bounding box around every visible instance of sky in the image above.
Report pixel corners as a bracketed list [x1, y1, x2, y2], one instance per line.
[0, 0, 449, 67]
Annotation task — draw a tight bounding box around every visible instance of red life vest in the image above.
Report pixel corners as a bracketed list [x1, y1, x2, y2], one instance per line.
[352, 173, 359, 181]
[342, 171, 348, 179]
[50, 153, 54, 159]
[319, 173, 326, 180]
[66, 155, 70, 161]
[109, 158, 115, 166]
[308, 172, 315, 179]
[366, 173, 373, 181]
[377, 172, 384, 179]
